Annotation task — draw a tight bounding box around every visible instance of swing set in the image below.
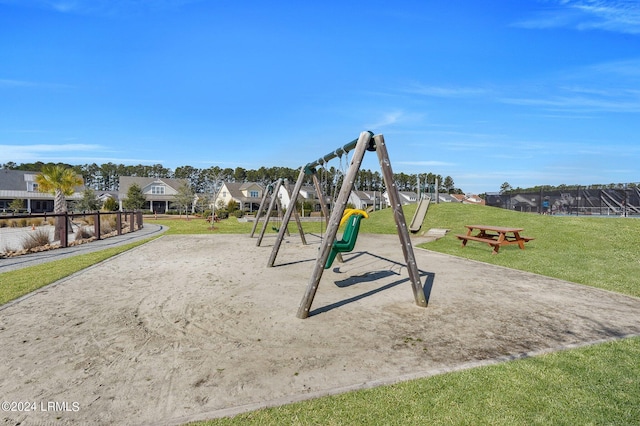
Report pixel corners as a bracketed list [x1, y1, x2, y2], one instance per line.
[250, 178, 306, 247]
[267, 131, 428, 319]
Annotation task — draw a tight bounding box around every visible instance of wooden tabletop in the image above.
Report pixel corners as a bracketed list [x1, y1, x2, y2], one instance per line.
[465, 225, 524, 233]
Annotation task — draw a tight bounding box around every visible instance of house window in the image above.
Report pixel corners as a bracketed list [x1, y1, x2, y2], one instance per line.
[28, 182, 39, 192]
[250, 190, 258, 198]
[151, 185, 165, 195]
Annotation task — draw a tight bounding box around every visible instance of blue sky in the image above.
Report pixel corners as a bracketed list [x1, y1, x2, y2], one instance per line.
[1, 0, 639, 194]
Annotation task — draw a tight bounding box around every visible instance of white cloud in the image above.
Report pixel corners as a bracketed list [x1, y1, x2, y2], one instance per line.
[514, 0, 640, 34]
[403, 84, 488, 98]
[364, 110, 426, 129]
[497, 58, 640, 113]
[1, 143, 102, 154]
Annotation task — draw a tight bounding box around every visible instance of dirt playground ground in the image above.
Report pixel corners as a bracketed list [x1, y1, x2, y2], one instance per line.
[2, 233, 640, 425]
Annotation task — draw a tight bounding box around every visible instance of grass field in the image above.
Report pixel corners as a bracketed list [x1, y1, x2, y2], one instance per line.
[151, 203, 640, 298]
[2, 205, 639, 425]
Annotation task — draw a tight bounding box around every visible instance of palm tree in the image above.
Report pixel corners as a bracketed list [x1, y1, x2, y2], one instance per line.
[35, 165, 83, 241]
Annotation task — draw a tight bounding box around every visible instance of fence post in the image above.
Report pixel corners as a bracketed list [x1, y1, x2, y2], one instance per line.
[94, 212, 101, 240]
[60, 212, 68, 248]
[116, 211, 122, 235]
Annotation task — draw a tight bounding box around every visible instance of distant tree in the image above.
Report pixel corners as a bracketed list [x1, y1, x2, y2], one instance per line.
[443, 176, 455, 193]
[2, 161, 17, 169]
[8, 198, 25, 213]
[123, 183, 146, 210]
[35, 165, 83, 240]
[500, 182, 513, 194]
[75, 188, 101, 212]
[102, 197, 119, 211]
[234, 167, 247, 182]
[173, 182, 195, 219]
[194, 193, 211, 214]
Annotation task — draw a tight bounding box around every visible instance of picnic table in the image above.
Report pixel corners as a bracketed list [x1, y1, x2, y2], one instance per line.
[206, 215, 221, 223]
[456, 225, 534, 254]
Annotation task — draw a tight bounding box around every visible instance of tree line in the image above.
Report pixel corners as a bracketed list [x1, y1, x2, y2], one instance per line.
[500, 181, 639, 194]
[2, 161, 462, 195]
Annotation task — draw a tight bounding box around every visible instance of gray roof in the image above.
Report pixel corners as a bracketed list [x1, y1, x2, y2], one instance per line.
[0, 169, 85, 198]
[0, 169, 40, 191]
[118, 176, 187, 193]
[223, 182, 264, 203]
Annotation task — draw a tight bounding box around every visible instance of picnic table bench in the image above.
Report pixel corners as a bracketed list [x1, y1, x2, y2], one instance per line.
[456, 225, 534, 254]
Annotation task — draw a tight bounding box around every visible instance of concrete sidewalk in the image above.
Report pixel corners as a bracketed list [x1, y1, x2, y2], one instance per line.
[0, 223, 166, 273]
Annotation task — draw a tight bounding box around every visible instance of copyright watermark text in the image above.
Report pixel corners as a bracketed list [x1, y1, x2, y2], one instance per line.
[2, 401, 80, 412]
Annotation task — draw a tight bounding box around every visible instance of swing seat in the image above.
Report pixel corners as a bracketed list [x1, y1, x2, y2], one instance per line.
[325, 212, 366, 269]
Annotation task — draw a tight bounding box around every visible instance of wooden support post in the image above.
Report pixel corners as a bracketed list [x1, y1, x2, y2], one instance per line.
[285, 179, 307, 245]
[297, 131, 372, 318]
[60, 213, 68, 248]
[257, 178, 283, 246]
[375, 134, 427, 308]
[275, 194, 291, 237]
[116, 212, 122, 235]
[311, 170, 342, 263]
[268, 167, 305, 267]
[250, 182, 272, 237]
[94, 212, 101, 240]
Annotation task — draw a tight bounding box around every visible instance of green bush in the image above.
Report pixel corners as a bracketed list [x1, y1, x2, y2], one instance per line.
[102, 197, 119, 212]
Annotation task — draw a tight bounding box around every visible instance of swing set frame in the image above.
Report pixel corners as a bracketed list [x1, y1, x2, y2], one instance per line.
[268, 131, 427, 319]
[250, 178, 306, 247]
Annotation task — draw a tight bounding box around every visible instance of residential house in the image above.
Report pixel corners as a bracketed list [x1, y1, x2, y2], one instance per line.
[348, 190, 383, 211]
[510, 194, 538, 212]
[214, 182, 264, 213]
[118, 176, 189, 213]
[382, 190, 419, 207]
[0, 169, 84, 213]
[436, 193, 462, 203]
[276, 185, 331, 215]
[97, 191, 119, 206]
[451, 194, 485, 205]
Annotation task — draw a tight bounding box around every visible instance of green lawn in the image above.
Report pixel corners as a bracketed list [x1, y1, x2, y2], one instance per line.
[402, 203, 640, 298]
[2, 206, 639, 425]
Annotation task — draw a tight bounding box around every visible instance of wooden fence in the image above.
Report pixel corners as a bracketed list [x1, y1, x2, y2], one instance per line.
[0, 211, 144, 248]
